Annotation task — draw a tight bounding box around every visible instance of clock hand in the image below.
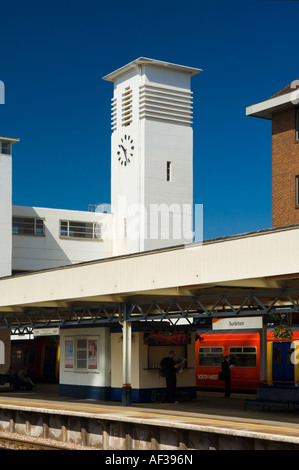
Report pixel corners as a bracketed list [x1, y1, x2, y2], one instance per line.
[121, 145, 128, 160]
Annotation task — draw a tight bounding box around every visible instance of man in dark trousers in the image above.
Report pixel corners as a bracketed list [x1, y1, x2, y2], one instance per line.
[160, 351, 185, 403]
[221, 355, 232, 397]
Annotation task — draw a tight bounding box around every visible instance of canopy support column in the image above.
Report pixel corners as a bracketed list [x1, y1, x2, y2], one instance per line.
[259, 324, 268, 385]
[122, 304, 132, 406]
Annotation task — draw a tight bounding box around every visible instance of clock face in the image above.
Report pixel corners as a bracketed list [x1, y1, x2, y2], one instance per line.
[117, 134, 134, 166]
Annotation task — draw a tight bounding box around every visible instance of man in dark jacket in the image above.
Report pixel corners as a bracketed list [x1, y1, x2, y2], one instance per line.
[160, 351, 185, 403]
[221, 355, 232, 397]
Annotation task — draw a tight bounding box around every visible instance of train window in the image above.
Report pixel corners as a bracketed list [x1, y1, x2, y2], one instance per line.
[25, 349, 35, 365]
[198, 347, 223, 367]
[231, 347, 242, 353]
[230, 346, 256, 367]
[12, 348, 23, 361]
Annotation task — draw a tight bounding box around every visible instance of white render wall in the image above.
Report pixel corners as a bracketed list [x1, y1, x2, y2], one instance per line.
[12, 205, 113, 272]
[110, 70, 142, 256]
[0, 152, 12, 277]
[142, 119, 193, 251]
[140, 65, 194, 252]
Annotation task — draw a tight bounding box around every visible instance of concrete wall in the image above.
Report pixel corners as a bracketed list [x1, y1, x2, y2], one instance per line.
[1, 403, 298, 449]
[12, 206, 113, 272]
[141, 65, 193, 251]
[143, 119, 193, 250]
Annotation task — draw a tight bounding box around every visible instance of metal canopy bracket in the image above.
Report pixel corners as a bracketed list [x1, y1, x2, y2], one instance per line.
[0, 288, 299, 330]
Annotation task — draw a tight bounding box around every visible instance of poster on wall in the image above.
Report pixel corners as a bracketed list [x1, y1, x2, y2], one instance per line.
[65, 340, 74, 368]
[88, 339, 98, 369]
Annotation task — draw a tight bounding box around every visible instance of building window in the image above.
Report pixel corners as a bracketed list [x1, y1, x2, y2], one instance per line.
[296, 176, 299, 207]
[76, 339, 88, 369]
[12, 217, 44, 236]
[167, 161, 172, 181]
[1, 142, 11, 155]
[64, 337, 98, 370]
[60, 220, 102, 240]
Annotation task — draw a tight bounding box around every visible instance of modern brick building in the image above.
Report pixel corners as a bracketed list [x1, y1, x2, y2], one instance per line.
[247, 81, 299, 228]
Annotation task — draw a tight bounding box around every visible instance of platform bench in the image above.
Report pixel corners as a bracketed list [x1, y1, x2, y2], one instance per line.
[0, 373, 32, 391]
[244, 386, 299, 412]
[0, 374, 10, 387]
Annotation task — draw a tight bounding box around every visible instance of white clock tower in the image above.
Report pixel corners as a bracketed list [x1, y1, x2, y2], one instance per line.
[103, 58, 201, 256]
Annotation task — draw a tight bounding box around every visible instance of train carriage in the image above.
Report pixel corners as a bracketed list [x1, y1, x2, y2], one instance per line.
[11, 337, 60, 383]
[196, 330, 299, 392]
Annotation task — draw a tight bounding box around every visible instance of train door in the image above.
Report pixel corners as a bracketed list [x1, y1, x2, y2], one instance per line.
[272, 342, 294, 384]
[43, 345, 58, 379]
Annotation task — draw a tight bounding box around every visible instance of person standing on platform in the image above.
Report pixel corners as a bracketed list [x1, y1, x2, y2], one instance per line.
[221, 355, 232, 398]
[160, 351, 185, 403]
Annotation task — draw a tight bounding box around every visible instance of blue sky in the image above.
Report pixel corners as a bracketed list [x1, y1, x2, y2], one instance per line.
[1, 0, 299, 240]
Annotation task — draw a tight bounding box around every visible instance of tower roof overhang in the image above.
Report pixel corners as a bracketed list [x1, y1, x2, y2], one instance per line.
[0, 136, 20, 144]
[102, 57, 202, 82]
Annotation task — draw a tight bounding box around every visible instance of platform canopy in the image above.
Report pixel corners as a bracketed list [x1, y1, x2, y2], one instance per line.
[0, 224, 299, 330]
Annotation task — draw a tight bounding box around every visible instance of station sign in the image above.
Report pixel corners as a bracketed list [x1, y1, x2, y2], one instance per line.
[212, 316, 263, 331]
[33, 327, 60, 336]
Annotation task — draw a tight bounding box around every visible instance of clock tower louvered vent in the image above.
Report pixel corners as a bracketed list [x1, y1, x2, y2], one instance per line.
[139, 84, 193, 126]
[111, 97, 117, 131]
[122, 86, 133, 127]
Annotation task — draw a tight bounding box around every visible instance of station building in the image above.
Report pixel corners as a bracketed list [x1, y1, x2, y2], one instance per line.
[0, 58, 201, 402]
[1, 58, 200, 278]
[1, 59, 299, 402]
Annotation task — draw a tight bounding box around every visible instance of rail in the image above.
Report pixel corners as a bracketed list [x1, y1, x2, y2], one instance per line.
[0, 431, 94, 450]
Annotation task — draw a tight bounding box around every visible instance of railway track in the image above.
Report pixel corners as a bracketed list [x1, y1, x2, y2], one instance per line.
[0, 432, 94, 450]
[0, 438, 62, 450]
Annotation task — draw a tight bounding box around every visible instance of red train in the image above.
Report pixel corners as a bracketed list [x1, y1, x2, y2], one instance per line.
[10, 337, 60, 383]
[196, 330, 299, 392]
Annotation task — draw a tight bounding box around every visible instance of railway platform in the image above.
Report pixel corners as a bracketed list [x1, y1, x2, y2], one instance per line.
[0, 384, 299, 450]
